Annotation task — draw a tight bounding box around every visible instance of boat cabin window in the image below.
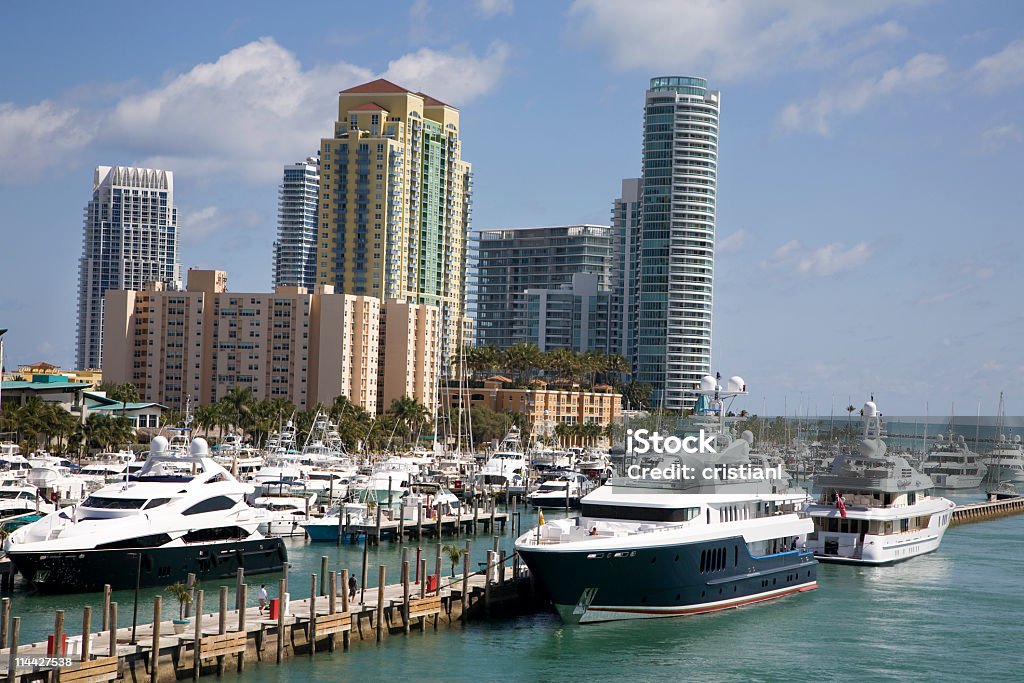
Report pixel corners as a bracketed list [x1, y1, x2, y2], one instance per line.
[143, 498, 171, 509]
[581, 503, 700, 523]
[83, 496, 147, 510]
[183, 495, 237, 515]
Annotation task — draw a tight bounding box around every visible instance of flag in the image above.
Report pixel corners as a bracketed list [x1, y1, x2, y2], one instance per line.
[538, 510, 545, 526]
[836, 493, 847, 519]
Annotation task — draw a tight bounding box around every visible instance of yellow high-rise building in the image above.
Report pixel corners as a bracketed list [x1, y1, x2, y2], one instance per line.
[318, 79, 472, 374]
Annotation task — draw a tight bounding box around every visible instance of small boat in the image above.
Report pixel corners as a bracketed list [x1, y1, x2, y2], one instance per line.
[526, 472, 590, 508]
[253, 483, 317, 537]
[301, 503, 371, 542]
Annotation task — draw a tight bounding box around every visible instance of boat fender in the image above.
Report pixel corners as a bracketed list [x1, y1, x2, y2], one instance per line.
[236, 548, 245, 567]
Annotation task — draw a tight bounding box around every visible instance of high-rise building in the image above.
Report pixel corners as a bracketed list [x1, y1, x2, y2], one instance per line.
[474, 225, 613, 350]
[273, 156, 320, 290]
[378, 299, 440, 414]
[524, 273, 611, 353]
[635, 77, 719, 410]
[317, 79, 471, 375]
[76, 166, 180, 370]
[611, 178, 642, 369]
[102, 270, 385, 413]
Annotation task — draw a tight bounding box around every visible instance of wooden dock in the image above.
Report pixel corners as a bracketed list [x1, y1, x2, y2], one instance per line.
[0, 551, 536, 682]
[951, 495, 1024, 526]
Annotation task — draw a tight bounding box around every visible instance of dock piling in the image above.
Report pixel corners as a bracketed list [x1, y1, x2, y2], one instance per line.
[375, 565, 386, 642]
[185, 573, 196, 619]
[217, 586, 228, 674]
[320, 557, 328, 596]
[192, 590, 203, 682]
[81, 605, 91, 662]
[237, 583, 247, 673]
[6, 616, 19, 683]
[340, 569, 350, 650]
[402, 561, 411, 634]
[108, 603, 117, 659]
[149, 597, 160, 683]
[0, 597, 8, 648]
[102, 585, 111, 631]
[461, 540, 471, 622]
[235, 568, 245, 610]
[309, 574, 317, 656]
[276, 579, 285, 664]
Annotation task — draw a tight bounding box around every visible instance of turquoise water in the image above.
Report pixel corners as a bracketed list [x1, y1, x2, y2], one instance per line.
[7, 499, 1023, 681]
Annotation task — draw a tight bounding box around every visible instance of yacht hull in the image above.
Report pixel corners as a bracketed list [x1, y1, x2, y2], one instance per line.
[517, 539, 817, 624]
[8, 537, 288, 593]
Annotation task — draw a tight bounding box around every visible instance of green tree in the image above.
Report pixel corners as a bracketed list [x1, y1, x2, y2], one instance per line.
[97, 382, 140, 404]
[503, 343, 543, 386]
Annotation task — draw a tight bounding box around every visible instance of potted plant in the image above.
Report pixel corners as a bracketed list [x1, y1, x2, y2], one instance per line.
[166, 582, 192, 634]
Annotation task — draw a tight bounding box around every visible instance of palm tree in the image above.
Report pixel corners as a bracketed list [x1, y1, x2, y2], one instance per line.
[388, 397, 430, 445]
[503, 343, 542, 386]
[443, 543, 468, 577]
[224, 386, 254, 437]
[545, 348, 582, 386]
[463, 345, 502, 382]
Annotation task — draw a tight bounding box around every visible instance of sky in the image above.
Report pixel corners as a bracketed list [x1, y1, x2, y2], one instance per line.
[0, 0, 1022, 417]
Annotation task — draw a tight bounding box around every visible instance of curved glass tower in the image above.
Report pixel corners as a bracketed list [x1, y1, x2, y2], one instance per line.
[636, 76, 718, 411]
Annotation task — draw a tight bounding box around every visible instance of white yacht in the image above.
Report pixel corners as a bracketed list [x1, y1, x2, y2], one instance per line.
[0, 443, 33, 480]
[804, 401, 955, 565]
[516, 375, 817, 624]
[983, 434, 1024, 484]
[300, 502, 372, 543]
[921, 433, 987, 489]
[474, 426, 528, 494]
[253, 484, 317, 537]
[27, 455, 87, 502]
[526, 471, 591, 508]
[4, 436, 286, 593]
[0, 478, 54, 531]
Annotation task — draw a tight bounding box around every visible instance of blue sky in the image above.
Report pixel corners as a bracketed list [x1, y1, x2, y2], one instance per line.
[0, 0, 1022, 416]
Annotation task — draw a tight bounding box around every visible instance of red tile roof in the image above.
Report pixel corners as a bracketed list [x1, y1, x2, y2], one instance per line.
[417, 92, 451, 107]
[340, 78, 411, 95]
[348, 102, 389, 112]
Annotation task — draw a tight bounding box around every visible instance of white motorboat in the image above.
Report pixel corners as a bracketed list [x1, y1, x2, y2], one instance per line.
[921, 433, 987, 489]
[526, 471, 591, 508]
[4, 436, 286, 593]
[805, 400, 955, 564]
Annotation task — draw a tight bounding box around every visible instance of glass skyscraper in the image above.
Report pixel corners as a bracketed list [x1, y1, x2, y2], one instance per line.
[273, 155, 320, 290]
[635, 76, 719, 410]
[474, 225, 613, 350]
[76, 166, 180, 370]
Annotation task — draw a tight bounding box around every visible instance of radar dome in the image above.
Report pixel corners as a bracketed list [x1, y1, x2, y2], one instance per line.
[150, 436, 169, 454]
[1015, 435, 1022, 444]
[863, 401, 877, 417]
[190, 437, 210, 456]
[726, 376, 746, 393]
[935, 433, 944, 441]
[740, 430, 754, 446]
[699, 375, 718, 392]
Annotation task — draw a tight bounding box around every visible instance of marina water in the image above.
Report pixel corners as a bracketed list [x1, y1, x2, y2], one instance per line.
[6, 496, 1020, 681]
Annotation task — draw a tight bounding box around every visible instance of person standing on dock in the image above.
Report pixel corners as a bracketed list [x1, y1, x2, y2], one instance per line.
[349, 573, 357, 601]
[258, 584, 268, 614]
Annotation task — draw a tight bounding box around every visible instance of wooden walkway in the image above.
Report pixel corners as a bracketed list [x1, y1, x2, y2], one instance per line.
[951, 495, 1024, 526]
[0, 552, 533, 682]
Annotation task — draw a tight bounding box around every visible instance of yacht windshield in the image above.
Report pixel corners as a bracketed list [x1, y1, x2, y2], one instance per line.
[83, 496, 147, 510]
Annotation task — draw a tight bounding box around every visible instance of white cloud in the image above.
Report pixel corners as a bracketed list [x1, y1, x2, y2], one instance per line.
[717, 228, 749, 253]
[475, 0, 514, 18]
[981, 123, 1022, 152]
[779, 52, 947, 135]
[383, 42, 510, 105]
[105, 38, 372, 183]
[973, 39, 1024, 93]
[0, 37, 509, 186]
[178, 206, 227, 245]
[763, 239, 874, 276]
[566, 0, 918, 81]
[0, 101, 94, 182]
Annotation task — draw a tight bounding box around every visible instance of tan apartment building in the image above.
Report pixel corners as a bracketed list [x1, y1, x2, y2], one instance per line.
[378, 299, 440, 414]
[103, 269, 382, 412]
[318, 79, 471, 372]
[440, 378, 622, 436]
